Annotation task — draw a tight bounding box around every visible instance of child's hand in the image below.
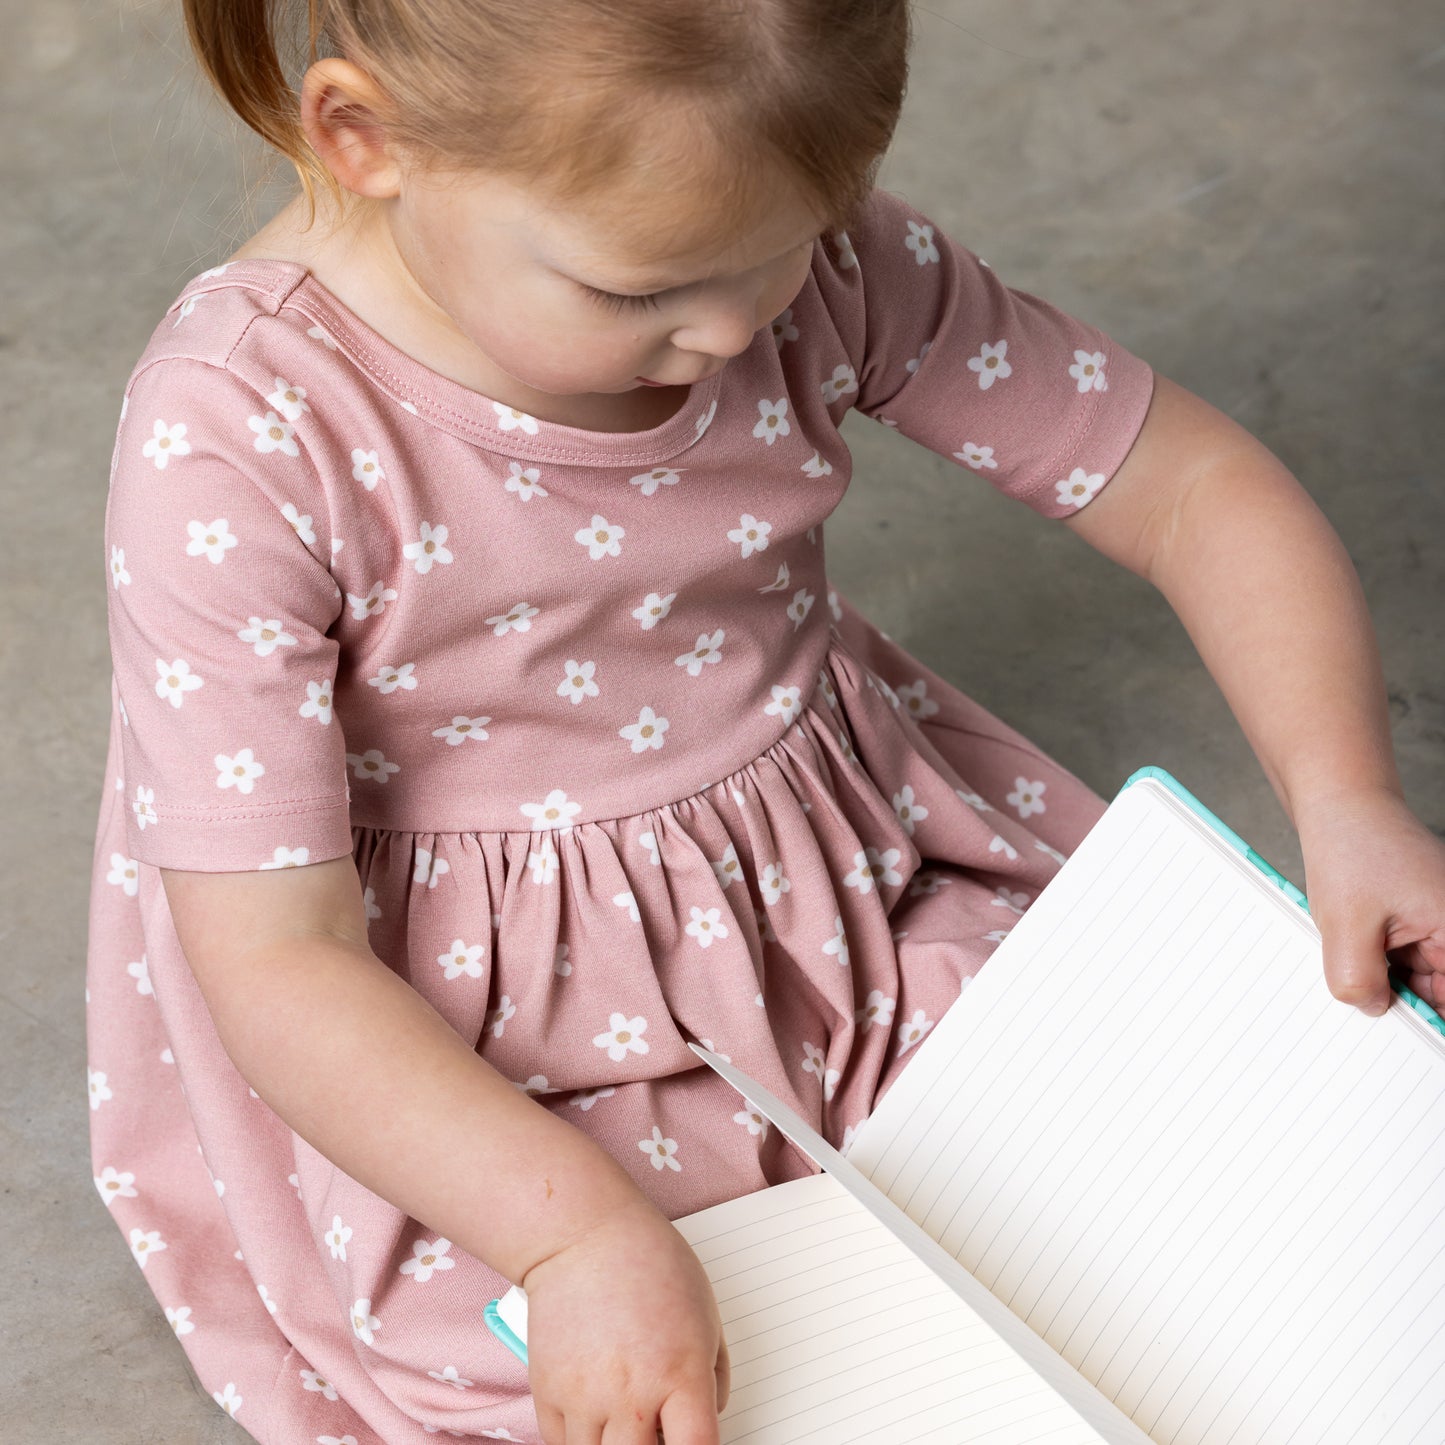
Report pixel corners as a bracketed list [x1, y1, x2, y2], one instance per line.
[522, 1195, 730, 1445]
[1296, 787, 1445, 1015]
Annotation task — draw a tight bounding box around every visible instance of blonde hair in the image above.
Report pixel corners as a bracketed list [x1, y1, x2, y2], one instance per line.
[181, 0, 911, 237]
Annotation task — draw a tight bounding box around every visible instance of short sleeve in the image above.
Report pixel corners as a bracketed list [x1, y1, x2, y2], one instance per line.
[814, 187, 1155, 517]
[105, 356, 352, 871]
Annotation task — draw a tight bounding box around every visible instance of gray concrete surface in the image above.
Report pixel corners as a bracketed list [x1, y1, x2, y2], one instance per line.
[3, 0, 1442, 1439]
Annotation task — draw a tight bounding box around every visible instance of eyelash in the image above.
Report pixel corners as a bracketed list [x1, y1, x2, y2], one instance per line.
[583, 286, 664, 314]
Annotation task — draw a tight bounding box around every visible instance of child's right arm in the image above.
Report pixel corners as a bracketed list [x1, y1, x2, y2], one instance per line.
[162, 857, 730, 1444]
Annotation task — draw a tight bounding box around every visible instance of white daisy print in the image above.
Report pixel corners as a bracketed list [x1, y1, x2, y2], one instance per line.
[613, 890, 641, 923]
[299, 679, 333, 724]
[400, 1237, 456, 1283]
[893, 786, 928, 836]
[713, 843, 742, 890]
[629, 465, 682, 497]
[694, 399, 717, 440]
[685, 906, 729, 949]
[106, 853, 139, 896]
[753, 397, 791, 445]
[172, 295, 202, 326]
[300, 1368, 338, 1401]
[308, 324, 338, 349]
[594, 1012, 649, 1062]
[734, 1102, 769, 1138]
[154, 658, 203, 708]
[638, 832, 661, 866]
[856, 989, 895, 1029]
[485, 601, 539, 636]
[570, 1086, 616, 1111]
[759, 862, 791, 907]
[213, 1382, 242, 1418]
[983, 928, 1012, 944]
[727, 513, 772, 558]
[820, 362, 859, 404]
[279, 502, 315, 545]
[1007, 777, 1047, 818]
[897, 1009, 934, 1056]
[88, 1068, 113, 1110]
[94, 1166, 138, 1207]
[833, 229, 858, 268]
[165, 1306, 194, 1337]
[185, 518, 237, 564]
[1036, 840, 1067, 865]
[619, 706, 668, 752]
[904, 219, 940, 265]
[575, 514, 624, 560]
[639, 1126, 681, 1172]
[519, 788, 581, 834]
[493, 403, 539, 434]
[142, 420, 191, 470]
[414, 848, 449, 888]
[109, 545, 130, 588]
[1056, 468, 1106, 508]
[758, 561, 791, 593]
[132, 785, 157, 830]
[989, 834, 1020, 862]
[828, 588, 843, 622]
[966, 340, 1012, 391]
[675, 629, 724, 676]
[633, 591, 675, 629]
[129, 1226, 167, 1270]
[363, 887, 381, 919]
[515, 1075, 551, 1099]
[801, 451, 833, 479]
[843, 847, 904, 895]
[992, 886, 1030, 915]
[764, 683, 803, 726]
[955, 788, 995, 812]
[428, 1365, 475, 1391]
[215, 748, 264, 795]
[842, 1123, 860, 1154]
[236, 617, 297, 657]
[368, 661, 418, 695]
[265, 378, 310, 421]
[126, 954, 152, 996]
[345, 748, 401, 783]
[906, 339, 934, 375]
[553, 943, 572, 976]
[403, 521, 453, 574]
[771, 308, 799, 347]
[801, 1043, 841, 1100]
[438, 940, 485, 981]
[324, 1215, 352, 1261]
[504, 460, 548, 501]
[1069, 349, 1108, 393]
[347, 581, 399, 621]
[351, 449, 385, 489]
[248, 411, 300, 456]
[908, 870, 952, 898]
[558, 660, 599, 705]
[755, 906, 779, 944]
[260, 846, 310, 869]
[786, 588, 815, 630]
[351, 1298, 381, 1346]
[895, 679, 940, 721]
[953, 442, 998, 471]
[486, 996, 516, 1039]
[822, 916, 849, 967]
[527, 836, 558, 886]
[432, 715, 490, 745]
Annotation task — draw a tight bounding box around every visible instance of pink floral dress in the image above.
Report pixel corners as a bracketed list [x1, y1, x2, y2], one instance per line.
[86, 186, 1154, 1441]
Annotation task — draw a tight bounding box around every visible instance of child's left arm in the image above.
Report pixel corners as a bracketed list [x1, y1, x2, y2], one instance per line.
[1065, 374, 1445, 1016]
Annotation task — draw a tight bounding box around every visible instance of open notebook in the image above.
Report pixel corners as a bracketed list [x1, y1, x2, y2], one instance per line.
[486, 770, 1445, 1444]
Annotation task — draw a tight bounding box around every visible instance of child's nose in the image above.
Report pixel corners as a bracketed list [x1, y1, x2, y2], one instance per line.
[669, 287, 770, 361]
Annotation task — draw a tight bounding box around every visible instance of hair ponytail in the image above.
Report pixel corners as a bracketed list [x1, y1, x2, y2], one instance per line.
[181, 0, 333, 211]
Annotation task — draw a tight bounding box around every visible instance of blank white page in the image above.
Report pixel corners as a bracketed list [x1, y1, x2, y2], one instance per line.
[675, 1170, 1111, 1445]
[848, 779, 1445, 1445]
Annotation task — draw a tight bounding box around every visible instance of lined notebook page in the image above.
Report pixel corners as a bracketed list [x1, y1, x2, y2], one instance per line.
[674, 1171, 1110, 1445]
[848, 779, 1445, 1445]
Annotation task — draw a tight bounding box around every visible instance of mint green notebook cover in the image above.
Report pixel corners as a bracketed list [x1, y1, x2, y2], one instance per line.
[1123, 765, 1445, 1038]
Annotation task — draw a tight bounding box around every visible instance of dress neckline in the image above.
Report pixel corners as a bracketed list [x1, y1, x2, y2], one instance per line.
[174, 258, 727, 467]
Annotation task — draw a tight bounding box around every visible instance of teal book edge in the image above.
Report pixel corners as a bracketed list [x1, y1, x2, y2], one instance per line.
[484, 766, 1445, 1364]
[1123, 765, 1445, 1039]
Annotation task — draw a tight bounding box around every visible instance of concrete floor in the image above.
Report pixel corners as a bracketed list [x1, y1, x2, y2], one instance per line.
[4, 0, 1442, 1439]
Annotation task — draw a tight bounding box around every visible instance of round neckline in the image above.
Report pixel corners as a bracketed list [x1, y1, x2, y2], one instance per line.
[188, 258, 727, 466]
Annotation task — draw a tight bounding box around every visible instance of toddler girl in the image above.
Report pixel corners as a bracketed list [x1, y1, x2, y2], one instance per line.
[86, 1, 1445, 1441]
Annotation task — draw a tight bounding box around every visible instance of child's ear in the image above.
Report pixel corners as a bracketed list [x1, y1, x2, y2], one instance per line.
[300, 58, 403, 200]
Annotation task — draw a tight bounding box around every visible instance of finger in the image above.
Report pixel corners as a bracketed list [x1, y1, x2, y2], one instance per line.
[535, 1401, 567, 1445]
[1318, 911, 1391, 1015]
[659, 1386, 723, 1445]
[1400, 966, 1445, 1012]
[715, 1338, 732, 1413]
[564, 1415, 604, 1445]
[599, 1410, 661, 1445]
